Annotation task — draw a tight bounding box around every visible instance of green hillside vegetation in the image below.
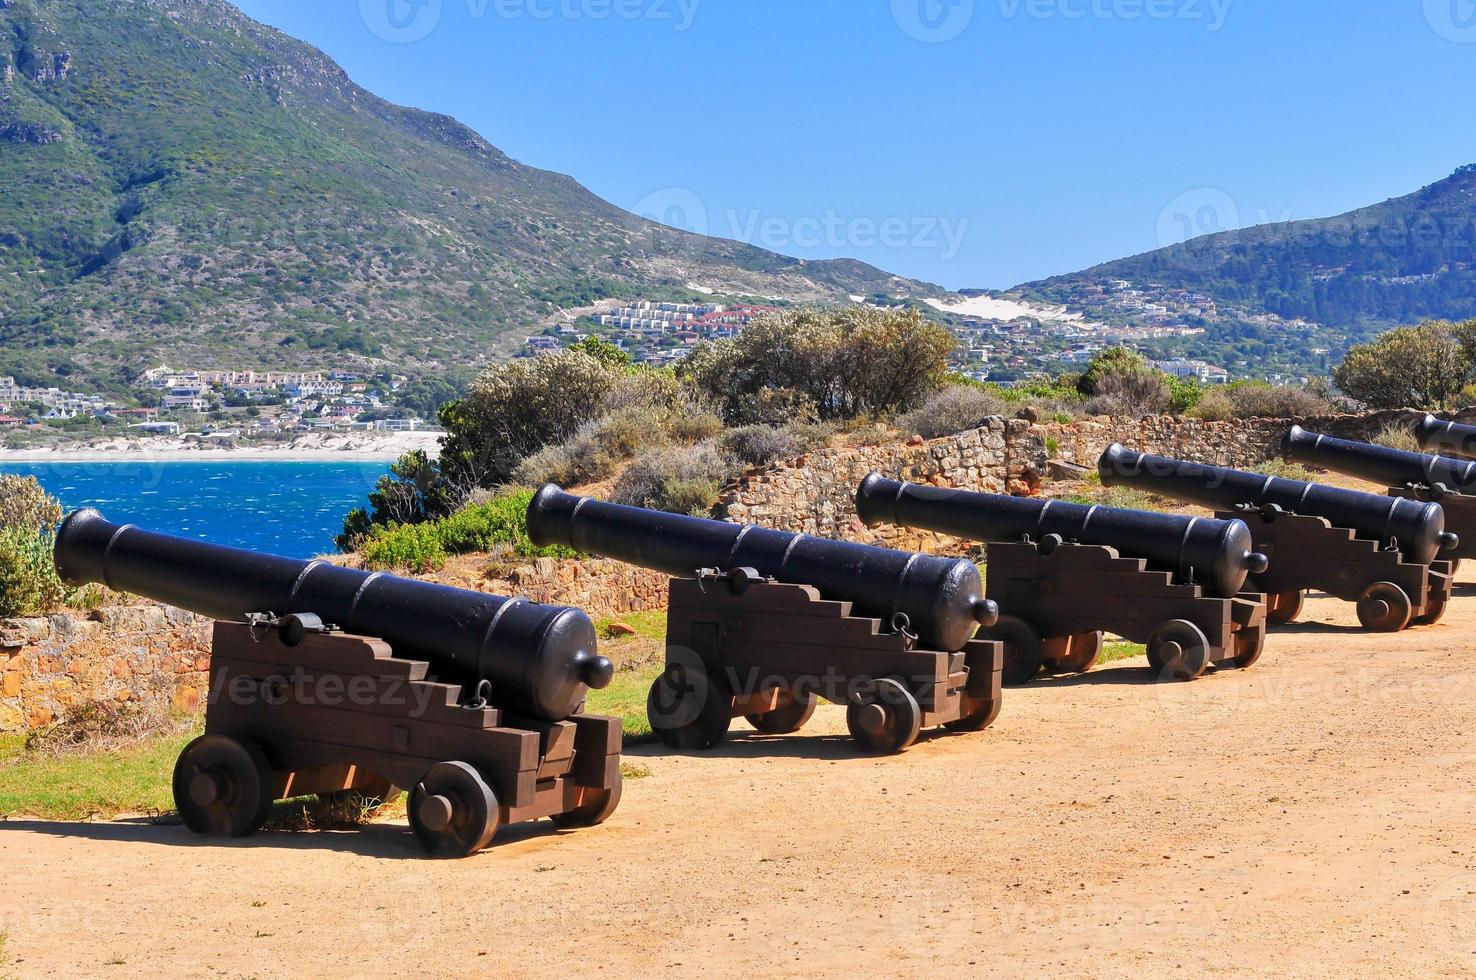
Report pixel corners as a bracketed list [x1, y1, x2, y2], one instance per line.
[0, 0, 934, 392]
[1019, 166, 1476, 370]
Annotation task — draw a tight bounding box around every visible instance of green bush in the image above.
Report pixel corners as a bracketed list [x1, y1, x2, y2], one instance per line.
[0, 475, 64, 532]
[611, 443, 737, 516]
[895, 385, 1009, 439]
[722, 423, 832, 468]
[682, 306, 956, 423]
[359, 489, 576, 572]
[513, 405, 670, 487]
[1370, 421, 1421, 452]
[360, 522, 447, 574]
[0, 529, 67, 617]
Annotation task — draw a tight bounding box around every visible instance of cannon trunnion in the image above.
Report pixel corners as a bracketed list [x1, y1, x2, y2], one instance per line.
[855, 475, 1269, 685]
[1099, 447, 1456, 632]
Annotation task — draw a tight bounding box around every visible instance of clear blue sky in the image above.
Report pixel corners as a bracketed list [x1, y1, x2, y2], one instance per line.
[230, 0, 1476, 291]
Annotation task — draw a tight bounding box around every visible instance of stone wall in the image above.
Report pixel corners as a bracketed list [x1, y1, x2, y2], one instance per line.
[502, 557, 671, 620]
[0, 606, 211, 733]
[719, 409, 1431, 545]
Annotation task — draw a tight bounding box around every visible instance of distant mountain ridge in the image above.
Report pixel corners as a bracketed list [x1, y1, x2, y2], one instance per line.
[0, 0, 935, 389]
[1012, 166, 1476, 371]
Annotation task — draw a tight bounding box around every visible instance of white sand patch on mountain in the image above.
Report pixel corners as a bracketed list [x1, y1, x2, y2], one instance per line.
[927, 294, 1083, 323]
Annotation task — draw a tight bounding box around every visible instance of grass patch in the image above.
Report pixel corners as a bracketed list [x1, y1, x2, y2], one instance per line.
[0, 729, 197, 820]
[595, 608, 668, 641]
[1100, 641, 1146, 666]
[620, 762, 653, 780]
[586, 663, 665, 739]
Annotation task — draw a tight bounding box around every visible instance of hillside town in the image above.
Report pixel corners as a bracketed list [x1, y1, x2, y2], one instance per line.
[522, 300, 781, 365]
[0, 367, 428, 439]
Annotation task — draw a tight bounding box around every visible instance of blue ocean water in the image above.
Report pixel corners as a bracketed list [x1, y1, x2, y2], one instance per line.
[1, 460, 394, 558]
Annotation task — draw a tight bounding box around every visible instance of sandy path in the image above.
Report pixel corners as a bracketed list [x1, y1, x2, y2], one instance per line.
[4, 580, 1476, 978]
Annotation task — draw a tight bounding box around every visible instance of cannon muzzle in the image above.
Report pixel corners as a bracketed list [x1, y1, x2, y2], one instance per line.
[1283, 424, 1476, 496]
[1098, 444, 1455, 565]
[1416, 414, 1476, 461]
[54, 509, 612, 722]
[855, 473, 1266, 599]
[527, 485, 995, 653]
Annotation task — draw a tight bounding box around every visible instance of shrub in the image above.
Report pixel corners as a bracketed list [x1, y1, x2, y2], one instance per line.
[0, 475, 63, 531]
[1250, 459, 1318, 482]
[1370, 421, 1422, 453]
[895, 385, 1009, 439]
[1333, 319, 1476, 410]
[1224, 382, 1333, 419]
[513, 405, 670, 487]
[1190, 388, 1234, 421]
[1078, 347, 1152, 396]
[337, 450, 458, 551]
[722, 423, 832, 468]
[1084, 366, 1171, 417]
[360, 523, 447, 574]
[682, 306, 956, 423]
[0, 528, 67, 617]
[438, 489, 571, 559]
[611, 442, 737, 515]
[359, 489, 575, 571]
[439, 350, 620, 489]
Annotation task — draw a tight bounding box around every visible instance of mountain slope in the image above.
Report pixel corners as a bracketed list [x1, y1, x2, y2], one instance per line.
[1016, 166, 1476, 356]
[0, 0, 934, 389]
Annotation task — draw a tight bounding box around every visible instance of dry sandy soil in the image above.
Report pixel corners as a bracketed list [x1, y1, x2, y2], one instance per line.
[5, 579, 1476, 977]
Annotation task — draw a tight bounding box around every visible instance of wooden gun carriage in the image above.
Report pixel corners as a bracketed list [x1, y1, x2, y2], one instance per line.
[53, 510, 624, 859]
[1102, 444, 1460, 634]
[174, 620, 622, 858]
[982, 538, 1267, 685]
[1226, 506, 1455, 631]
[647, 569, 1004, 755]
[853, 474, 1270, 686]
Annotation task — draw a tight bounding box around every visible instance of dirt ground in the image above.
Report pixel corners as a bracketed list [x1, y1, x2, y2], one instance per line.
[5, 576, 1476, 978]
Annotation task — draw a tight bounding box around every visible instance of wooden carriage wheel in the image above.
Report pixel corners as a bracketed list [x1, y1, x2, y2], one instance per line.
[1410, 590, 1451, 627]
[172, 734, 276, 838]
[1042, 632, 1103, 676]
[550, 768, 623, 829]
[1147, 619, 1212, 682]
[647, 665, 734, 751]
[745, 689, 818, 735]
[845, 677, 922, 754]
[1356, 581, 1414, 632]
[408, 761, 501, 858]
[1231, 620, 1267, 669]
[981, 616, 1045, 686]
[1266, 590, 1305, 625]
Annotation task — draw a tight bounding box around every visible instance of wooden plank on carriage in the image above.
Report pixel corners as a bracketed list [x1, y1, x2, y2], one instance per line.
[211, 624, 428, 680]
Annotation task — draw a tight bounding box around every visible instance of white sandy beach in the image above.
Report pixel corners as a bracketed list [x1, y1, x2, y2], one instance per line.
[0, 430, 442, 464]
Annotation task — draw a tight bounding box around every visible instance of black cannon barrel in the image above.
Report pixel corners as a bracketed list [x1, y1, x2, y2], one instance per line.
[1416, 414, 1476, 461]
[1098, 445, 1458, 566]
[526, 486, 996, 653]
[854, 474, 1268, 600]
[1283, 425, 1476, 495]
[53, 510, 612, 722]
